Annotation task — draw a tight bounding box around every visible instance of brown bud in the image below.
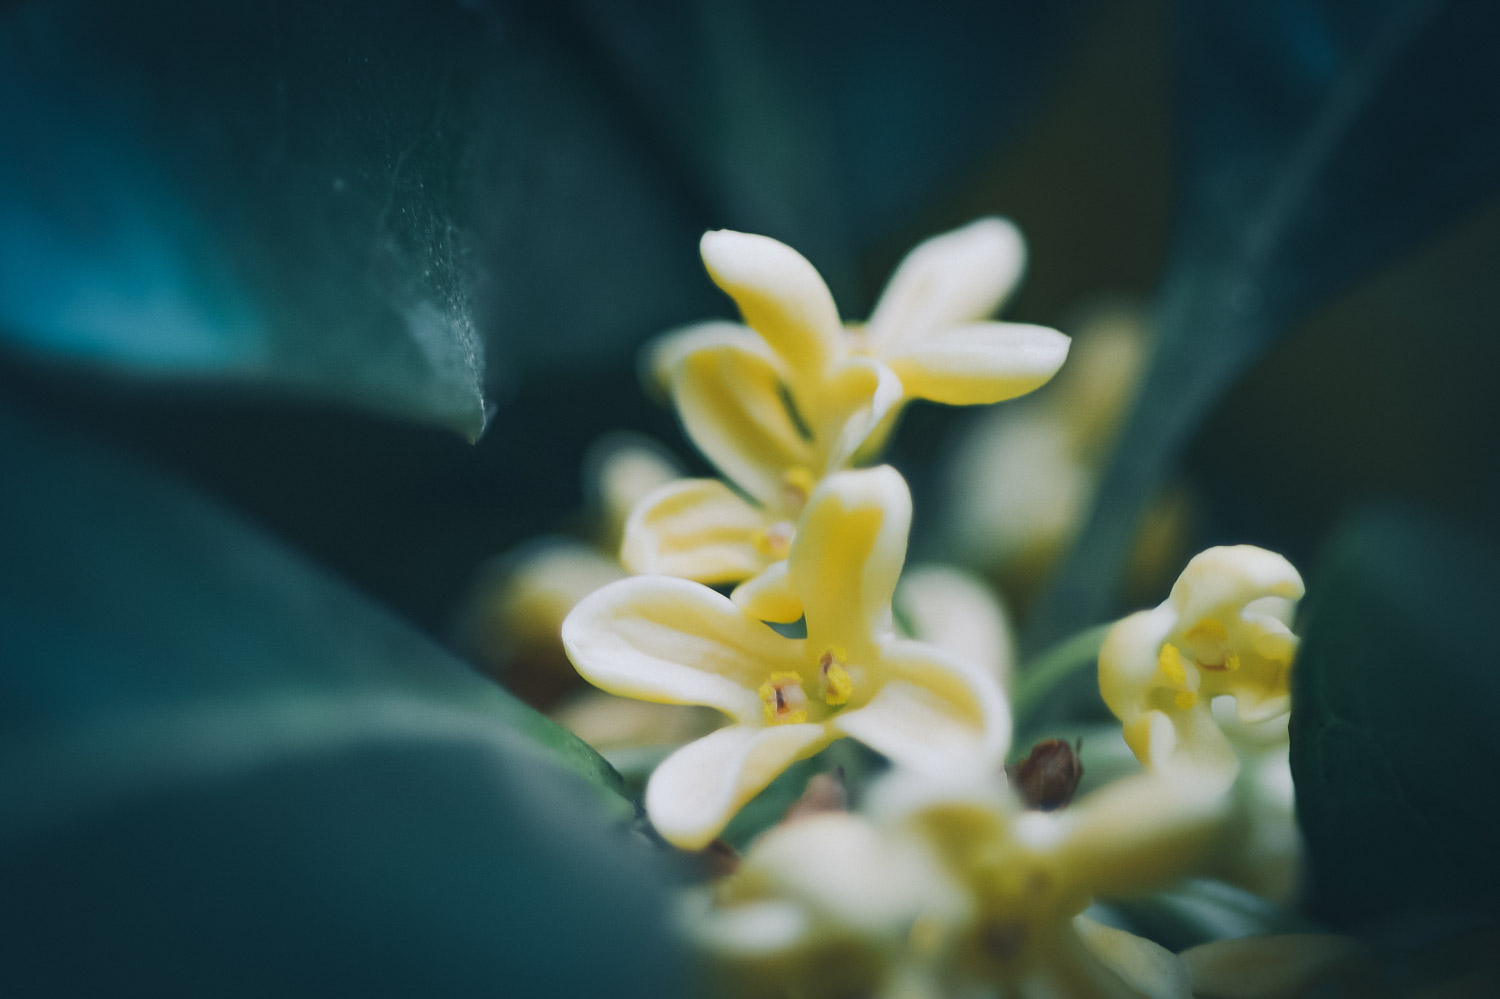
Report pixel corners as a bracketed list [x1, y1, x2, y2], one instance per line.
[698, 837, 741, 879]
[1006, 739, 1083, 811]
[781, 767, 848, 824]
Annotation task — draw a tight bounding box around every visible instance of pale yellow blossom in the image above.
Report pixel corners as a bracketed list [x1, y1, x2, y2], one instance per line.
[624, 219, 1069, 593]
[563, 466, 1009, 849]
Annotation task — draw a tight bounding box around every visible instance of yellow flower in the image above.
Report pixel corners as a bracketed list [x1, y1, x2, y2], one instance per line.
[623, 219, 1070, 594]
[563, 466, 1009, 849]
[1098, 546, 1305, 775]
[695, 766, 1231, 999]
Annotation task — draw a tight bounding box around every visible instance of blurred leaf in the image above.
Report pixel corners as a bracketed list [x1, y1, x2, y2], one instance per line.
[1290, 507, 1500, 926]
[1101, 878, 1321, 953]
[0, 0, 1081, 437]
[0, 399, 688, 994]
[1031, 0, 1500, 645]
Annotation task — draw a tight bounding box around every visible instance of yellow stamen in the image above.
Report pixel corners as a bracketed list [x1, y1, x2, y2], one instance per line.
[1157, 643, 1188, 687]
[1224, 651, 1241, 672]
[818, 649, 853, 706]
[759, 671, 808, 724]
[1174, 689, 1198, 710]
[751, 520, 795, 559]
[782, 467, 817, 511]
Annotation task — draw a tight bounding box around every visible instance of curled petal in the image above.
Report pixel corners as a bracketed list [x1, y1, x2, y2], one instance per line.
[1098, 608, 1177, 726]
[1071, 916, 1193, 999]
[884, 321, 1071, 406]
[865, 217, 1027, 348]
[673, 341, 814, 507]
[731, 560, 803, 624]
[700, 230, 842, 379]
[562, 576, 798, 722]
[896, 564, 1015, 688]
[645, 723, 832, 849]
[833, 639, 1010, 773]
[643, 320, 757, 396]
[621, 478, 770, 583]
[1169, 546, 1304, 627]
[790, 466, 912, 658]
[587, 435, 685, 549]
[816, 358, 905, 471]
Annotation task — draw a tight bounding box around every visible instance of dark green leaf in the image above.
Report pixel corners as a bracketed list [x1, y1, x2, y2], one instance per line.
[0, 399, 683, 994]
[1290, 507, 1500, 926]
[0, 0, 1081, 437]
[1030, 0, 1500, 645]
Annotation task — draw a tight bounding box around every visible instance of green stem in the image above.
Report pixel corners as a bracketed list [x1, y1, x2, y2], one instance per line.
[1011, 622, 1113, 725]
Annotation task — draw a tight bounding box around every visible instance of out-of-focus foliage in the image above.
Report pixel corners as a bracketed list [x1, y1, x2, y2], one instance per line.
[0, 0, 1081, 439]
[0, 398, 680, 994]
[1291, 507, 1500, 926]
[1032, 0, 1500, 646]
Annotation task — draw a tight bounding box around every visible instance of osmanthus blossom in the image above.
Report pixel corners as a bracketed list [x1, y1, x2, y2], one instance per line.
[1098, 546, 1307, 904]
[1097, 546, 1304, 776]
[623, 218, 1071, 597]
[691, 766, 1235, 999]
[562, 465, 1009, 849]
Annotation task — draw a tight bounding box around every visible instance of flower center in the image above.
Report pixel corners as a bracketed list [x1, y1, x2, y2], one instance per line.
[780, 467, 816, 513]
[759, 672, 809, 724]
[752, 520, 796, 559]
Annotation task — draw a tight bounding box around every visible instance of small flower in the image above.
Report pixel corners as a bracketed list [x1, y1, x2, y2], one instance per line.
[1098, 546, 1305, 775]
[623, 219, 1070, 593]
[563, 466, 1009, 848]
[694, 766, 1232, 999]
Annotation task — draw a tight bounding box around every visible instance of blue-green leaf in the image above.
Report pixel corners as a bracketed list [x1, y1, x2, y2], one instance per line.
[0, 399, 682, 994]
[1030, 0, 1500, 645]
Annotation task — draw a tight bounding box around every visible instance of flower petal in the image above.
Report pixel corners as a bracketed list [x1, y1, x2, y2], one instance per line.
[586, 434, 684, 548]
[834, 639, 1010, 772]
[790, 466, 911, 658]
[672, 341, 815, 506]
[1071, 916, 1193, 999]
[562, 576, 798, 722]
[895, 564, 1015, 689]
[1168, 546, 1304, 628]
[731, 560, 803, 624]
[700, 230, 841, 378]
[1047, 769, 1232, 900]
[620, 478, 771, 583]
[884, 321, 1070, 406]
[1098, 607, 1177, 729]
[645, 723, 832, 849]
[865, 217, 1027, 348]
[644, 320, 759, 394]
[816, 358, 905, 471]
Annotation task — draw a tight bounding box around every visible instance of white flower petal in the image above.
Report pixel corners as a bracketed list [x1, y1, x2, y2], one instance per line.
[895, 564, 1015, 689]
[1168, 546, 1304, 627]
[865, 217, 1026, 348]
[818, 358, 906, 471]
[884, 321, 1071, 406]
[834, 639, 1009, 773]
[700, 230, 842, 379]
[620, 478, 770, 583]
[643, 320, 759, 395]
[586, 434, 684, 545]
[562, 576, 797, 721]
[1072, 916, 1193, 999]
[645, 723, 831, 849]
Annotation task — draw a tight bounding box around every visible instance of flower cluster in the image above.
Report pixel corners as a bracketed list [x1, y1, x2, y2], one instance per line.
[542, 220, 1360, 994]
